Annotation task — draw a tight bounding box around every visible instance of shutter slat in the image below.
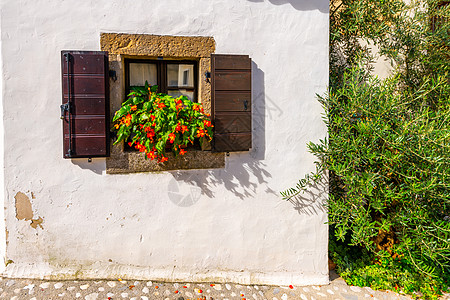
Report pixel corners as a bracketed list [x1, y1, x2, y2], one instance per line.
[62, 77, 106, 94]
[63, 136, 107, 156]
[214, 112, 251, 134]
[214, 133, 252, 152]
[214, 72, 252, 91]
[213, 55, 251, 70]
[61, 97, 106, 115]
[214, 92, 251, 112]
[61, 50, 110, 158]
[63, 117, 106, 135]
[211, 54, 252, 152]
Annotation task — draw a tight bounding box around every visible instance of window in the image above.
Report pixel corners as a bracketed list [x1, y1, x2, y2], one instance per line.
[125, 59, 198, 102]
[124, 59, 200, 152]
[99, 33, 252, 173]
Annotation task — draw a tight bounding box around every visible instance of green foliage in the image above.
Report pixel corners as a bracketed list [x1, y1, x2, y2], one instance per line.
[112, 82, 213, 162]
[283, 0, 450, 298]
[330, 234, 450, 299]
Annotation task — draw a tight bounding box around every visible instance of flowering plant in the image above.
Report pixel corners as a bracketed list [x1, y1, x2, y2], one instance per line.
[112, 83, 213, 163]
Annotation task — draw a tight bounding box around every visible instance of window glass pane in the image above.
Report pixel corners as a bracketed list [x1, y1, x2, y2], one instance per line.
[129, 63, 157, 86]
[168, 89, 195, 101]
[167, 64, 194, 87]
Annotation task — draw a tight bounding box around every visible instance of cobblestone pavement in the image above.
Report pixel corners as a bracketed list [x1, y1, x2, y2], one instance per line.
[0, 272, 448, 300]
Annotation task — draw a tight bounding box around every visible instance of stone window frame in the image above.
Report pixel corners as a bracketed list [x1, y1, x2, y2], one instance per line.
[100, 33, 225, 174]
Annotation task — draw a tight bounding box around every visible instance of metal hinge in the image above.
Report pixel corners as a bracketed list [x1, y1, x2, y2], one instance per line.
[60, 103, 70, 120]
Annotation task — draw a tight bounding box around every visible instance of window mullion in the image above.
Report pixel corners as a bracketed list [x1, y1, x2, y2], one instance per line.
[156, 61, 162, 93]
[161, 61, 168, 94]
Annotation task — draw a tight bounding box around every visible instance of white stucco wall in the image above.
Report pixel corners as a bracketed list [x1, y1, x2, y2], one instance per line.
[0, 0, 329, 285]
[0, 10, 5, 274]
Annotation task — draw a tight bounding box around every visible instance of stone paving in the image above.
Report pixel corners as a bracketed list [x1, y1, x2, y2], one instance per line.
[0, 272, 448, 300]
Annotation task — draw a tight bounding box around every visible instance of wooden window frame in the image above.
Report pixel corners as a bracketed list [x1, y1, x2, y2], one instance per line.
[124, 58, 199, 102]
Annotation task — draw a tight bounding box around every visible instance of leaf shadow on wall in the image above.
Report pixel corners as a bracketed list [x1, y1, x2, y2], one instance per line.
[169, 63, 276, 202]
[287, 175, 328, 215]
[246, 0, 329, 13]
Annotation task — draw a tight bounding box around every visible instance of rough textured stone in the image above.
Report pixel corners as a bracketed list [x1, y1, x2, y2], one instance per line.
[199, 57, 212, 114]
[100, 33, 215, 58]
[101, 33, 223, 173]
[106, 148, 225, 174]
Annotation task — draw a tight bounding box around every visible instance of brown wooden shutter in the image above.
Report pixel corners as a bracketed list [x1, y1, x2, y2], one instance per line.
[211, 54, 252, 152]
[61, 51, 109, 158]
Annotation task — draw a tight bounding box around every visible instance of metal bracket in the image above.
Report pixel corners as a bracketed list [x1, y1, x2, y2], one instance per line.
[60, 103, 70, 120]
[64, 52, 71, 62]
[109, 70, 117, 82]
[204, 71, 211, 83]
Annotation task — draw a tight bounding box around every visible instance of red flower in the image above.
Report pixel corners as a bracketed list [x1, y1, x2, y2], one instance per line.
[168, 133, 176, 143]
[181, 125, 188, 133]
[197, 129, 206, 137]
[135, 143, 146, 152]
[176, 100, 183, 110]
[193, 104, 200, 111]
[145, 127, 155, 138]
[179, 148, 186, 155]
[175, 124, 181, 132]
[160, 156, 168, 163]
[158, 102, 166, 109]
[123, 114, 132, 126]
[203, 120, 212, 127]
[150, 115, 156, 121]
[130, 105, 137, 111]
[146, 151, 156, 160]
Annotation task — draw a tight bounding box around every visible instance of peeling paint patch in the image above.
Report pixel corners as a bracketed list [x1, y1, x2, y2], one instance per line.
[14, 192, 44, 229]
[15, 192, 33, 220]
[30, 217, 44, 229]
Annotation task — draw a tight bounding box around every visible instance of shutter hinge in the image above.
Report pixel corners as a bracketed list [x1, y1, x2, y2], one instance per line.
[60, 103, 70, 119]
